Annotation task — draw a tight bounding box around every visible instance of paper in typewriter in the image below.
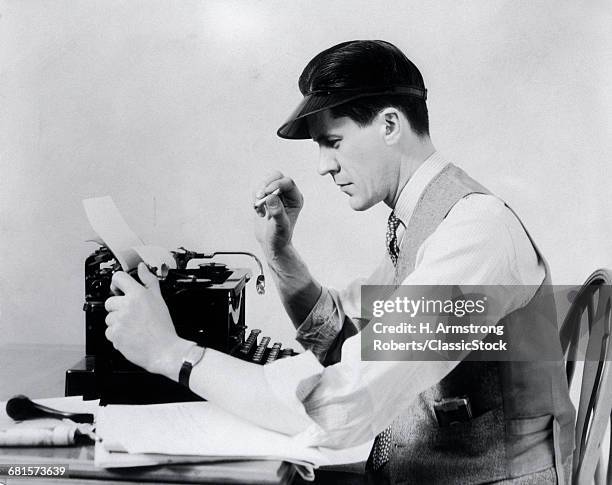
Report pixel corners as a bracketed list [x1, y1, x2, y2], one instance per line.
[83, 196, 176, 271]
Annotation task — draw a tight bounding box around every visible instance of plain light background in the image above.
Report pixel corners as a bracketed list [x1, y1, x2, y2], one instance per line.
[1, 0, 610, 349]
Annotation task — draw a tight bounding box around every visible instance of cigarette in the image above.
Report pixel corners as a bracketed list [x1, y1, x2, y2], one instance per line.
[253, 188, 281, 208]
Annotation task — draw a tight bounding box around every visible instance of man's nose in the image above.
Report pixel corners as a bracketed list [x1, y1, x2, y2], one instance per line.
[318, 148, 340, 176]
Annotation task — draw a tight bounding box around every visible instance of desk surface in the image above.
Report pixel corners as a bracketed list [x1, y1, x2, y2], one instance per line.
[0, 343, 364, 485]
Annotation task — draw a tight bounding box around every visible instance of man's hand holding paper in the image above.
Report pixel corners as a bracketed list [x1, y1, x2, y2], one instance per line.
[104, 263, 192, 379]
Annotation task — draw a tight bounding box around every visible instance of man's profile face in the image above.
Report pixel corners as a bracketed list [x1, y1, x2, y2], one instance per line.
[307, 109, 398, 211]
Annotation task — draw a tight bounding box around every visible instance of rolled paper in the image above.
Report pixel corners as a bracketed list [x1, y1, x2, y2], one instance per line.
[0, 424, 76, 447]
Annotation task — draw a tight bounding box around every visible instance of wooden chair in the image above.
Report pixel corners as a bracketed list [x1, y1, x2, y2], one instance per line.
[560, 269, 612, 485]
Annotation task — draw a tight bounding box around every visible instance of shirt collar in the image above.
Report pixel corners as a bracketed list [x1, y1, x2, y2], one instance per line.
[393, 151, 448, 225]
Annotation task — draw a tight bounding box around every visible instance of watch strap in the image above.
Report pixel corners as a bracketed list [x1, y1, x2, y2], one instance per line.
[178, 345, 205, 387]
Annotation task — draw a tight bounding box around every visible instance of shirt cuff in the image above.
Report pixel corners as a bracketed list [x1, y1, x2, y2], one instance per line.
[296, 288, 345, 360]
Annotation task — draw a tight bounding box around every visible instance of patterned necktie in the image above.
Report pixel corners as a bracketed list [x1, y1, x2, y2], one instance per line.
[385, 211, 402, 266]
[370, 212, 402, 470]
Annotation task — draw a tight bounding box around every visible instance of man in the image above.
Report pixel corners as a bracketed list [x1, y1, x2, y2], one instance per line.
[105, 40, 574, 483]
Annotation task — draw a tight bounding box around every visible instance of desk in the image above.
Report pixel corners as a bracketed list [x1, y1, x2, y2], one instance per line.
[0, 344, 365, 484]
[0, 444, 294, 484]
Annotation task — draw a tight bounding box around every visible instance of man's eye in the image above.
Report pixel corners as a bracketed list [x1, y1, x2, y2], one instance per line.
[314, 138, 340, 149]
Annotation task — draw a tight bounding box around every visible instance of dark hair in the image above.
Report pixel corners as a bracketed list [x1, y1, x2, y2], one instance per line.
[298, 40, 429, 136]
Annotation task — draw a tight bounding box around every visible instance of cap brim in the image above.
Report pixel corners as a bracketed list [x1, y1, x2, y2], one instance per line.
[277, 85, 428, 140]
[277, 92, 356, 140]
[277, 86, 427, 140]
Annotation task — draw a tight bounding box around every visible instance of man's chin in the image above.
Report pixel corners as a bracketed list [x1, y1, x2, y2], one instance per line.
[348, 197, 373, 212]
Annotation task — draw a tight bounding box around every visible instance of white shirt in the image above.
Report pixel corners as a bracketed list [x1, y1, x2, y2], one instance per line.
[262, 152, 545, 449]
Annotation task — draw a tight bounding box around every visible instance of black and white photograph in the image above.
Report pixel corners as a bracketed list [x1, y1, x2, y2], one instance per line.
[1, 1, 611, 484]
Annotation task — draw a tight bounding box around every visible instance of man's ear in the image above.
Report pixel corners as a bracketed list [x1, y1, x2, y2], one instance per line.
[380, 108, 401, 145]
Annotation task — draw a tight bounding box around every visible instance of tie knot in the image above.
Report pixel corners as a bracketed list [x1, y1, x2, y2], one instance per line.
[386, 212, 402, 266]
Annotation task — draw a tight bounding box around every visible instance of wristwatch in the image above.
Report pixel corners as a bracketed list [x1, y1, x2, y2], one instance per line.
[178, 344, 206, 387]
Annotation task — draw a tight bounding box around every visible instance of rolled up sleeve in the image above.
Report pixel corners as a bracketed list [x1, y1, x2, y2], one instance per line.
[295, 287, 347, 362]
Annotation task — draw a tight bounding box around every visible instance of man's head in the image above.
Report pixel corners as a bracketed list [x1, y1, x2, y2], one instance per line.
[277, 40, 429, 140]
[277, 40, 432, 211]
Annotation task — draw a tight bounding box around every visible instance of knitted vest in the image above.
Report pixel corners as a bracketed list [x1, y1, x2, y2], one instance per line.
[379, 164, 574, 484]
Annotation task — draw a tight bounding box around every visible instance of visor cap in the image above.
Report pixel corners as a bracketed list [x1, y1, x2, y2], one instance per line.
[277, 40, 427, 139]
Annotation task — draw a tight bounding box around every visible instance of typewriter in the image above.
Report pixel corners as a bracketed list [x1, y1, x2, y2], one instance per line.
[65, 245, 296, 404]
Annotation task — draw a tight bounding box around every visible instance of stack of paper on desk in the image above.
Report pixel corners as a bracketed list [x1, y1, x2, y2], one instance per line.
[95, 401, 372, 480]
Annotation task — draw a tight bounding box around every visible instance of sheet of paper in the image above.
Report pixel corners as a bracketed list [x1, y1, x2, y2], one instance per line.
[83, 196, 144, 271]
[97, 402, 322, 465]
[95, 401, 370, 481]
[94, 440, 305, 481]
[94, 439, 219, 468]
[96, 401, 370, 469]
[95, 443, 314, 481]
[317, 441, 372, 466]
[83, 197, 177, 273]
[133, 245, 177, 271]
